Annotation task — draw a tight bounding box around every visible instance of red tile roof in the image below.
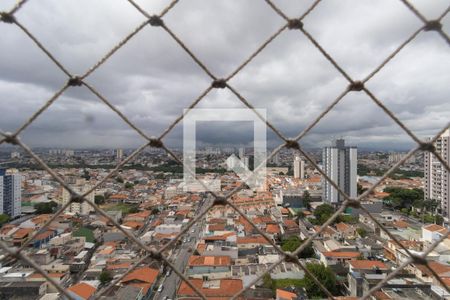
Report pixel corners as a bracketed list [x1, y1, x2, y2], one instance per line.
[349, 260, 388, 270]
[417, 261, 450, 276]
[424, 224, 447, 233]
[393, 220, 409, 229]
[276, 289, 297, 300]
[208, 223, 226, 231]
[178, 279, 243, 298]
[237, 236, 270, 245]
[322, 251, 360, 258]
[188, 256, 231, 267]
[13, 228, 33, 239]
[68, 282, 96, 300]
[122, 267, 159, 285]
[284, 219, 297, 229]
[266, 224, 281, 234]
[335, 222, 351, 232]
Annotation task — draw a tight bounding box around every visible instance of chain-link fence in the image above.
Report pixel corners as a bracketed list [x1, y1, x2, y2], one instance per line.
[0, 0, 449, 299]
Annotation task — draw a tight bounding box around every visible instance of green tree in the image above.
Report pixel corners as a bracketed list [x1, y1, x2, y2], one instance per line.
[423, 199, 439, 213]
[303, 263, 338, 298]
[99, 270, 112, 285]
[337, 214, 358, 224]
[94, 195, 105, 205]
[436, 215, 444, 226]
[356, 227, 367, 238]
[124, 182, 134, 189]
[128, 205, 139, 214]
[357, 183, 367, 196]
[81, 169, 90, 180]
[280, 236, 315, 258]
[302, 190, 311, 210]
[0, 214, 10, 226]
[34, 201, 58, 214]
[116, 176, 124, 183]
[261, 273, 273, 289]
[313, 204, 335, 225]
[383, 187, 423, 209]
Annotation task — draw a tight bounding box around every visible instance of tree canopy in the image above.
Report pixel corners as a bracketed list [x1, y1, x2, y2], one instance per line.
[383, 187, 423, 209]
[280, 236, 315, 258]
[99, 270, 112, 285]
[0, 214, 10, 226]
[303, 263, 338, 298]
[34, 201, 58, 214]
[313, 204, 335, 225]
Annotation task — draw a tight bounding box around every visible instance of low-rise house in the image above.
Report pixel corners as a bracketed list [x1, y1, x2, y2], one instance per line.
[236, 236, 271, 249]
[319, 251, 360, 267]
[383, 239, 423, 263]
[0, 281, 48, 299]
[28, 272, 69, 293]
[12, 228, 34, 247]
[335, 222, 357, 240]
[154, 224, 182, 235]
[187, 256, 232, 280]
[30, 230, 56, 248]
[122, 221, 144, 231]
[348, 260, 388, 274]
[30, 249, 53, 265]
[67, 282, 97, 300]
[422, 224, 447, 244]
[107, 285, 144, 300]
[177, 278, 244, 299]
[312, 226, 339, 240]
[197, 242, 238, 260]
[123, 211, 151, 223]
[406, 261, 450, 285]
[282, 219, 300, 236]
[121, 267, 159, 296]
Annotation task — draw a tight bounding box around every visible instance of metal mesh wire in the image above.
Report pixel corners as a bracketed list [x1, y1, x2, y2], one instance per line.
[0, 0, 449, 299]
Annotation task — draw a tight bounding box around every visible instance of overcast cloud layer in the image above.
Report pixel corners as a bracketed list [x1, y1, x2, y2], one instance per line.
[0, 0, 449, 150]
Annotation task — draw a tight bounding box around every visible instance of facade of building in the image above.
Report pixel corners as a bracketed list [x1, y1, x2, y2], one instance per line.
[293, 155, 305, 179]
[424, 129, 450, 217]
[62, 184, 95, 215]
[0, 169, 22, 218]
[322, 139, 357, 204]
[388, 152, 416, 164]
[116, 148, 123, 161]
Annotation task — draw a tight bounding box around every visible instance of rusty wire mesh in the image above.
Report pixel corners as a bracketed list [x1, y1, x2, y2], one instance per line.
[0, 0, 450, 299]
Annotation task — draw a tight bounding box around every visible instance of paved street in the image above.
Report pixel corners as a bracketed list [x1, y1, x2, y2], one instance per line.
[154, 195, 211, 300]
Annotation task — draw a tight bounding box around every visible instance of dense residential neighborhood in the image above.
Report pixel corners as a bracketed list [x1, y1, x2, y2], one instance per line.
[0, 132, 449, 300]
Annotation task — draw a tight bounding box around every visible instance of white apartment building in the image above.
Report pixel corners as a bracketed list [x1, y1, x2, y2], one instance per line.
[322, 139, 357, 204]
[0, 169, 22, 218]
[62, 184, 95, 215]
[293, 155, 305, 179]
[425, 128, 450, 217]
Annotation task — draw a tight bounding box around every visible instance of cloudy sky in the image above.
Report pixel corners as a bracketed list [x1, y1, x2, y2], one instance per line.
[0, 0, 449, 150]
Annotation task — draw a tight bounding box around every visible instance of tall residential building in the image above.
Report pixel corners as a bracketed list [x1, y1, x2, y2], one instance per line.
[62, 184, 95, 215]
[388, 152, 416, 164]
[238, 147, 245, 159]
[293, 155, 305, 179]
[0, 169, 21, 218]
[116, 148, 123, 161]
[322, 139, 357, 204]
[424, 129, 450, 217]
[243, 156, 250, 170]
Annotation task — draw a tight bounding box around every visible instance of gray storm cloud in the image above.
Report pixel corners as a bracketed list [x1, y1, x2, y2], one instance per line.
[0, 0, 449, 150]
